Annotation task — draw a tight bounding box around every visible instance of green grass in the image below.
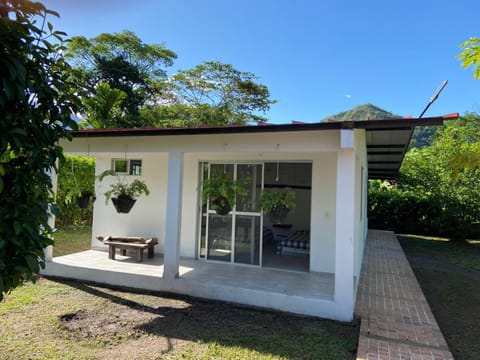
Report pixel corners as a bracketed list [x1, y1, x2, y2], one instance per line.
[399, 234, 480, 360]
[53, 225, 92, 257]
[0, 279, 359, 360]
[398, 234, 480, 271]
[0, 225, 359, 359]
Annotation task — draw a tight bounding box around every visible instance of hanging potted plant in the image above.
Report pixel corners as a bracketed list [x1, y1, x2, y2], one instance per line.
[259, 187, 296, 224]
[201, 172, 249, 215]
[98, 170, 150, 213]
[62, 155, 96, 209]
[77, 190, 95, 209]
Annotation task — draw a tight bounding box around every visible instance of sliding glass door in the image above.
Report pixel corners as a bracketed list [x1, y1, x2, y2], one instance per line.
[199, 163, 263, 266]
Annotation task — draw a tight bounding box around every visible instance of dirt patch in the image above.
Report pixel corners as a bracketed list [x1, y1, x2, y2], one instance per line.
[58, 307, 150, 346]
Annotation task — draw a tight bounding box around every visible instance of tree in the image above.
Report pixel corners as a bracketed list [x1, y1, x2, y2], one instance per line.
[79, 83, 127, 128]
[170, 61, 276, 125]
[67, 30, 177, 126]
[398, 114, 480, 240]
[455, 39, 480, 174]
[459, 37, 480, 79]
[0, 0, 79, 300]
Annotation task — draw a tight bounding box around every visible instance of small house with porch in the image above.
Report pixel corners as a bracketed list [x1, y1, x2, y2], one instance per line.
[42, 115, 451, 321]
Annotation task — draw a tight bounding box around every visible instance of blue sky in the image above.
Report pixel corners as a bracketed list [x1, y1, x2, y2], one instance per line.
[43, 0, 479, 123]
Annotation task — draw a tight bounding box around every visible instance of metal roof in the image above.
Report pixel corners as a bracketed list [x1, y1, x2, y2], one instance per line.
[71, 113, 458, 180]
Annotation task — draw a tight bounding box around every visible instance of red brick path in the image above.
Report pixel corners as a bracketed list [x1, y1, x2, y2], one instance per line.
[355, 230, 454, 360]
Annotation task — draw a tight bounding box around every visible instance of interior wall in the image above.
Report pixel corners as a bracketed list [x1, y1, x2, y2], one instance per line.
[263, 162, 311, 231]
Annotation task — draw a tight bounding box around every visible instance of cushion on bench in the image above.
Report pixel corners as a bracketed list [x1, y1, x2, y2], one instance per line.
[96, 236, 157, 244]
[276, 230, 310, 255]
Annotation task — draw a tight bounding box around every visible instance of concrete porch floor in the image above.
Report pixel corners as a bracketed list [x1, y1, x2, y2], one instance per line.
[41, 249, 336, 318]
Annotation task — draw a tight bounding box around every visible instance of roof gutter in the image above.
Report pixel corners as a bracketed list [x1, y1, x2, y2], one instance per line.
[70, 115, 456, 139]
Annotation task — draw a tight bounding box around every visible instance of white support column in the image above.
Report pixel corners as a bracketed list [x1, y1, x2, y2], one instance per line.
[163, 151, 184, 279]
[334, 130, 356, 319]
[44, 166, 58, 262]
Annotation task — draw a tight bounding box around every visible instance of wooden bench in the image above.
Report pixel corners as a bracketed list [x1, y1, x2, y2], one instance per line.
[96, 236, 158, 262]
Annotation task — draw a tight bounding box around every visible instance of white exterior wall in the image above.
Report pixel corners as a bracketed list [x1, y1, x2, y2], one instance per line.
[333, 129, 369, 320]
[59, 128, 367, 321]
[354, 129, 368, 281]
[310, 153, 337, 273]
[64, 131, 341, 272]
[91, 153, 168, 253]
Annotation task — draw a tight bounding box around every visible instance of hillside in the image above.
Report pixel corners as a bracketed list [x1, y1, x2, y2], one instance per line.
[322, 103, 400, 121]
[322, 103, 437, 148]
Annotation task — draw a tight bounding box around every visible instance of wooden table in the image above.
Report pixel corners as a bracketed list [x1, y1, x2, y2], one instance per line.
[96, 236, 158, 262]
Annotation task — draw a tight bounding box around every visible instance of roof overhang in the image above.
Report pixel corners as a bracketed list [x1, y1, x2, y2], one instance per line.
[359, 114, 457, 179]
[70, 113, 458, 180]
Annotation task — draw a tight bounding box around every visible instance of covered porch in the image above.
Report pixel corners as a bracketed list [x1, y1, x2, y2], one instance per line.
[41, 249, 336, 319]
[51, 117, 447, 321]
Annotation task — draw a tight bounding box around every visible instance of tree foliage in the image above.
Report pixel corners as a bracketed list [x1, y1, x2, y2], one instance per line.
[169, 61, 276, 125]
[79, 83, 126, 128]
[67, 30, 177, 125]
[0, 0, 78, 300]
[459, 37, 480, 79]
[369, 114, 480, 241]
[67, 32, 277, 128]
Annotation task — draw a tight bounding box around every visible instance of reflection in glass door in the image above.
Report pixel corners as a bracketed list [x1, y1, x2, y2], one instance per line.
[199, 163, 263, 266]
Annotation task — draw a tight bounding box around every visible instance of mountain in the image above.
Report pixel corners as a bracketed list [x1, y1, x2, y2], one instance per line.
[322, 103, 438, 148]
[322, 103, 401, 122]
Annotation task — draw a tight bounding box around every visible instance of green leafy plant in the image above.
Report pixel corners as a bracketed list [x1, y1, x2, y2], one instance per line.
[0, 1, 80, 300]
[56, 155, 96, 224]
[259, 188, 296, 214]
[98, 170, 150, 203]
[201, 172, 249, 214]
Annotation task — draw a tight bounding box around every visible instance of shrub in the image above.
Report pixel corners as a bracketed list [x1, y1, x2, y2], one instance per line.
[368, 182, 476, 241]
[56, 155, 95, 226]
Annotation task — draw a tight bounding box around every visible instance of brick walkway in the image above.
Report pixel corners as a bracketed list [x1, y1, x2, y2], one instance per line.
[355, 230, 454, 360]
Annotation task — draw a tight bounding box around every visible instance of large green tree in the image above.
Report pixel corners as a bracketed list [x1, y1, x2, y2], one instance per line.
[67, 30, 177, 127]
[0, 0, 78, 299]
[167, 61, 276, 125]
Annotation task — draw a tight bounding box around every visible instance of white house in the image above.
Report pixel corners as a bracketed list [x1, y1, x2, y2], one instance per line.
[42, 115, 450, 321]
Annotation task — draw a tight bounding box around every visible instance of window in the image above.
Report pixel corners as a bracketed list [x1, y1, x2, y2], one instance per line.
[112, 159, 142, 176]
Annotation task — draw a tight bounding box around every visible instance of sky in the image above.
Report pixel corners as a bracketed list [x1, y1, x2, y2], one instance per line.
[42, 0, 479, 124]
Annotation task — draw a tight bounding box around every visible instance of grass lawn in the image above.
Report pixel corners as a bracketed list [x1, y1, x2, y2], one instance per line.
[0, 226, 359, 359]
[399, 235, 480, 360]
[53, 225, 92, 257]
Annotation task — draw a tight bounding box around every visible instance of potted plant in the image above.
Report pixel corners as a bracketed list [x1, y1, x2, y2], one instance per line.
[98, 170, 150, 213]
[201, 172, 249, 215]
[77, 190, 95, 209]
[259, 187, 296, 224]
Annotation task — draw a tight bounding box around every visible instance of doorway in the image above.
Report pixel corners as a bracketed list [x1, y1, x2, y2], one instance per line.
[198, 161, 312, 271]
[198, 163, 263, 266]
